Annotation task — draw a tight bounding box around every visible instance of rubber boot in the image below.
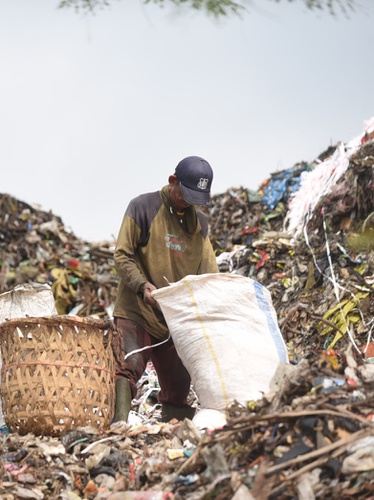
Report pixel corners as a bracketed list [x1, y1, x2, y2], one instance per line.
[112, 379, 132, 423]
[161, 403, 196, 422]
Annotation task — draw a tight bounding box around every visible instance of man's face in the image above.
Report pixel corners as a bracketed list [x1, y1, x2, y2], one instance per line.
[169, 176, 191, 212]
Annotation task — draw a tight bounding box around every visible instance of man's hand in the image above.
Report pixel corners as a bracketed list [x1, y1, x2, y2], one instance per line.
[142, 282, 158, 307]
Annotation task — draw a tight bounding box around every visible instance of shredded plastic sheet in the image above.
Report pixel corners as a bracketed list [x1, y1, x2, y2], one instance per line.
[215, 245, 247, 273]
[285, 116, 374, 238]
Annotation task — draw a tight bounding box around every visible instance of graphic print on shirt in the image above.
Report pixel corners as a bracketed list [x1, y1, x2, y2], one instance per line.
[165, 233, 187, 252]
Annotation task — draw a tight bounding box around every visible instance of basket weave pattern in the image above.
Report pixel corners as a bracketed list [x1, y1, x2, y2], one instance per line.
[0, 315, 115, 436]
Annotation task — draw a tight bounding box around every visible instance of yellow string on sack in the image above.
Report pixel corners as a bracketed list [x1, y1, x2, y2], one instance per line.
[182, 276, 230, 406]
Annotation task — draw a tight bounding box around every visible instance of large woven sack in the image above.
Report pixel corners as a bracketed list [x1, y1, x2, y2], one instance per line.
[0, 315, 115, 436]
[152, 273, 289, 411]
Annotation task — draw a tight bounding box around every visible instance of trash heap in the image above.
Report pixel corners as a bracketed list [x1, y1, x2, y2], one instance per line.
[0, 195, 118, 318]
[1, 120, 374, 499]
[1, 348, 374, 499]
[209, 137, 374, 362]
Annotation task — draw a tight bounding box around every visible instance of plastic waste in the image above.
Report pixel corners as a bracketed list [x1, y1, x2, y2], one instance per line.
[192, 408, 227, 431]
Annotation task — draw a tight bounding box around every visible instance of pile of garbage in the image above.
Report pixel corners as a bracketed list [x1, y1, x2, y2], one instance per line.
[0, 195, 118, 318]
[209, 130, 374, 362]
[1, 348, 374, 499]
[1, 118, 374, 499]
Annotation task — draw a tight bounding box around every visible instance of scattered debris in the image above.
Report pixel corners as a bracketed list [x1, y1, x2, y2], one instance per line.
[1, 119, 374, 498]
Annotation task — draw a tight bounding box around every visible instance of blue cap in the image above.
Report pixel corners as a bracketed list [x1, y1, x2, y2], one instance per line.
[175, 156, 213, 206]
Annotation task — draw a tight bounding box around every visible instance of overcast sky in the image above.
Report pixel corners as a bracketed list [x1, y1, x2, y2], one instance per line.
[1, 0, 373, 243]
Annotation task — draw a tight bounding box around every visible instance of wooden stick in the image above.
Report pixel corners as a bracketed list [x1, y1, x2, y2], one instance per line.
[225, 408, 373, 429]
[265, 427, 371, 477]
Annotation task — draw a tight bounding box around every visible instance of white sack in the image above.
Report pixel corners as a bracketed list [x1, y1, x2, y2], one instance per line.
[0, 282, 57, 323]
[152, 273, 289, 411]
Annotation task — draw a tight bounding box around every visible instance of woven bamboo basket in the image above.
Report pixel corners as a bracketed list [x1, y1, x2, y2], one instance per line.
[0, 315, 116, 436]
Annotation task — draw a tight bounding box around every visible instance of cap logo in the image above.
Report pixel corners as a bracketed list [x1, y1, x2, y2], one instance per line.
[197, 178, 209, 190]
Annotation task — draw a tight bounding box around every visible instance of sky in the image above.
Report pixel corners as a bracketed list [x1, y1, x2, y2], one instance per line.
[1, 0, 373, 243]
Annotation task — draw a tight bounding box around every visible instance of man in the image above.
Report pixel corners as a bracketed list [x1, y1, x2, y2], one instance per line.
[112, 156, 219, 423]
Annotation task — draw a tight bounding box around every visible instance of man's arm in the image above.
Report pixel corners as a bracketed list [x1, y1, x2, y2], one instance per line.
[114, 214, 148, 294]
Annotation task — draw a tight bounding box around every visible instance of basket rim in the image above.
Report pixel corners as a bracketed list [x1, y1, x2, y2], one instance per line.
[0, 315, 114, 332]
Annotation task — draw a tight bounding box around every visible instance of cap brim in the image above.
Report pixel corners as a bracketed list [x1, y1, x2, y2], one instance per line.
[180, 183, 211, 206]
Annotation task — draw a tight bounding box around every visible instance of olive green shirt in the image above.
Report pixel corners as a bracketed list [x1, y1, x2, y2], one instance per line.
[113, 185, 218, 339]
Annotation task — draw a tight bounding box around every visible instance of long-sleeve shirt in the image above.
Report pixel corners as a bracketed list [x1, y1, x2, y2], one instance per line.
[113, 185, 219, 339]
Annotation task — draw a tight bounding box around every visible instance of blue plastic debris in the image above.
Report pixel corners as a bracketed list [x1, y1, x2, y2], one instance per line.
[0, 424, 10, 435]
[262, 163, 310, 211]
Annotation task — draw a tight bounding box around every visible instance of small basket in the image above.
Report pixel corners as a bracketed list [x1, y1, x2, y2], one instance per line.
[0, 315, 116, 436]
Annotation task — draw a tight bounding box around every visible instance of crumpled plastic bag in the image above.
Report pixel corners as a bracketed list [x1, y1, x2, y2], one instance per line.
[0, 282, 57, 323]
[341, 436, 374, 474]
